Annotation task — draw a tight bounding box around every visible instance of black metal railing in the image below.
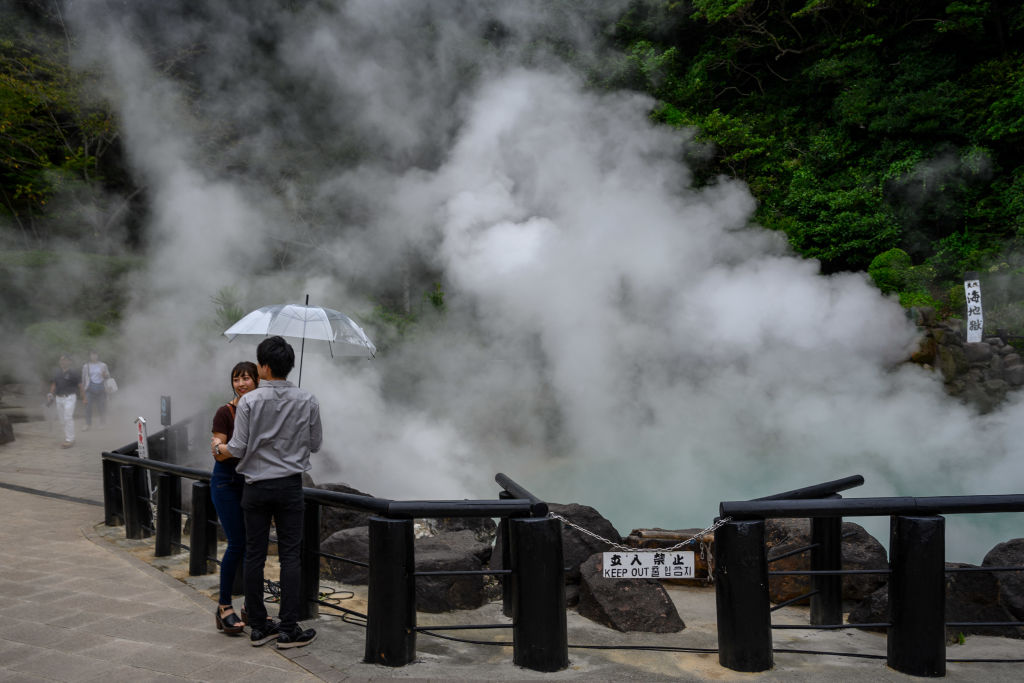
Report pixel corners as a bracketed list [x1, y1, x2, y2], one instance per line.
[101, 434, 568, 673]
[714, 475, 1024, 677]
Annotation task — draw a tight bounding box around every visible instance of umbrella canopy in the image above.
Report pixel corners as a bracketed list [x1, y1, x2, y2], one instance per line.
[224, 303, 376, 359]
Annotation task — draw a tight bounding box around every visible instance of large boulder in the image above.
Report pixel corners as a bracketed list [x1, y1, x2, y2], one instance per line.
[414, 530, 492, 613]
[426, 516, 497, 544]
[983, 538, 1024, 620]
[320, 526, 370, 584]
[577, 553, 685, 633]
[765, 519, 888, 605]
[849, 562, 1024, 640]
[316, 482, 376, 542]
[491, 503, 623, 583]
[320, 527, 492, 612]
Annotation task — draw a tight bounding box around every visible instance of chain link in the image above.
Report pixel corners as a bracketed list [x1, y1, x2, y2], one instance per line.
[547, 513, 732, 554]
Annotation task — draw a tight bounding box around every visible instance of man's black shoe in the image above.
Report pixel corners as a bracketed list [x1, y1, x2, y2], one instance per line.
[276, 625, 317, 649]
[250, 618, 280, 647]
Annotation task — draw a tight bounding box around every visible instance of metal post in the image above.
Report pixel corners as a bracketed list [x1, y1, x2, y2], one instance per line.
[509, 516, 568, 672]
[364, 517, 415, 666]
[715, 518, 773, 672]
[810, 514, 843, 625]
[888, 515, 945, 677]
[499, 517, 512, 618]
[299, 499, 321, 621]
[155, 473, 174, 556]
[102, 459, 123, 526]
[189, 481, 216, 576]
[120, 465, 142, 539]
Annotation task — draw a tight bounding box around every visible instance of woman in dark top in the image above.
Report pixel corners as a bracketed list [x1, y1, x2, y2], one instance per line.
[210, 361, 258, 634]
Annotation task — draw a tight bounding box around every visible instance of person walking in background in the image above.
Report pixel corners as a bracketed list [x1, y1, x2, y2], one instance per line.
[81, 350, 110, 431]
[209, 361, 259, 636]
[212, 336, 322, 649]
[48, 353, 80, 448]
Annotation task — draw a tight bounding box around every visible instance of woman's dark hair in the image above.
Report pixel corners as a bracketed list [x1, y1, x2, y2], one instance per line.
[231, 361, 259, 386]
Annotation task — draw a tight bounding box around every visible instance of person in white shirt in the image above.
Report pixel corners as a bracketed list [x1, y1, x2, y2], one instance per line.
[81, 350, 110, 431]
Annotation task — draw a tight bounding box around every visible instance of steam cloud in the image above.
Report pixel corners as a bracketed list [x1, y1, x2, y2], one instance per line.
[62, 0, 1022, 561]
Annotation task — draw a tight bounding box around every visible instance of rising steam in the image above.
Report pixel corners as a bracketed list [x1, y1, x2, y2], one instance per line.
[63, 0, 1023, 561]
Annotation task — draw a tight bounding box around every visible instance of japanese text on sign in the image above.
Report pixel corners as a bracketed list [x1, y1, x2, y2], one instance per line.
[602, 551, 695, 579]
[964, 279, 983, 343]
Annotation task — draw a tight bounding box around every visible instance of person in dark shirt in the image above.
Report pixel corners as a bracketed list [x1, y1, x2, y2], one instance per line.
[209, 361, 259, 635]
[48, 354, 81, 448]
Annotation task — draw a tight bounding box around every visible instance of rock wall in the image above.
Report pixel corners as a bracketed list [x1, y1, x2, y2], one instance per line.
[909, 308, 1024, 413]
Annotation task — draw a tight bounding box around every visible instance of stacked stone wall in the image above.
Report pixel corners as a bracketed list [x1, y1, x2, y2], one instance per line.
[910, 308, 1024, 413]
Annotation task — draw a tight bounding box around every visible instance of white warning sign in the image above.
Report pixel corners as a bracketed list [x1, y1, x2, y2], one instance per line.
[602, 551, 695, 579]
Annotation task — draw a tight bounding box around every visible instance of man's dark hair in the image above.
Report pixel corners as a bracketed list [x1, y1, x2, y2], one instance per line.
[256, 336, 295, 379]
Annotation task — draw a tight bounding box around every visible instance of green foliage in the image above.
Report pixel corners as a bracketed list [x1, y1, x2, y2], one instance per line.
[425, 282, 446, 311]
[0, 9, 121, 243]
[611, 0, 1024, 328]
[868, 248, 913, 294]
[368, 283, 447, 353]
[211, 286, 246, 331]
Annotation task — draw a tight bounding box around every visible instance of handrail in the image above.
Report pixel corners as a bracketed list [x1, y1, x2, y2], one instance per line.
[102, 451, 211, 481]
[720, 493, 1024, 519]
[494, 472, 548, 517]
[754, 474, 864, 501]
[103, 452, 541, 518]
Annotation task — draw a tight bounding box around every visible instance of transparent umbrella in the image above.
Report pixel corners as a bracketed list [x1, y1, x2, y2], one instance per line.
[223, 295, 375, 385]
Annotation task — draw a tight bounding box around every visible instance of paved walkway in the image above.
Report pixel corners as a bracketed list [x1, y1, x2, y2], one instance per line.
[2, 416, 1023, 682]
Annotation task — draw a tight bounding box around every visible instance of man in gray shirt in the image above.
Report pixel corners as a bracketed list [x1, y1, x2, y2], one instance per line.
[214, 335, 322, 648]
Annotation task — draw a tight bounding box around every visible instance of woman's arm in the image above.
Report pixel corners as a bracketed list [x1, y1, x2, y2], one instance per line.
[211, 431, 237, 461]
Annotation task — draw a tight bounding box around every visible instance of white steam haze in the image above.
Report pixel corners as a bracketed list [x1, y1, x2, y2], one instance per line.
[64, 0, 1022, 562]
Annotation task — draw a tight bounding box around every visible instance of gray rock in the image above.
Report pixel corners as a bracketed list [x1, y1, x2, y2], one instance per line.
[983, 538, 1024, 621]
[316, 482, 376, 542]
[577, 553, 684, 633]
[427, 516, 497, 544]
[414, 530, 492, 613]
[849, 563, 1024, 641]
[321, 526, 370, 584]
[1005, 366, 1024, 386]
[491, 502, 623, 584]
[320, 527, 492, 612]
[944, 561, 1023, 639]
[765, 519, 887, 604]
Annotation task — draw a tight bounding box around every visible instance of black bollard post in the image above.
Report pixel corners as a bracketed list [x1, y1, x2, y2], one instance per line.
[715, 518, 773, 672]
[155, 473, 173, 556]
[102, 459, 123, 526]
[888, 515, 945, 677]
[499, 516, 513, 619]
[509, 516, 568, 672]
[810, 514, 842, 625]
[120, 465, 142, 539]
[189, 481, 217, 576]
[364, 517, 415, 666]
[133, 466, 153, 536]
[299, 499, 321, 621]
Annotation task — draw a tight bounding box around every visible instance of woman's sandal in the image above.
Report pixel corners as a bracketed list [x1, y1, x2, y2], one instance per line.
[215, 605, 245, 635]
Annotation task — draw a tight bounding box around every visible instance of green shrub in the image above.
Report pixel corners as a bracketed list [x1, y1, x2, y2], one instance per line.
[868, 248, 914, 293]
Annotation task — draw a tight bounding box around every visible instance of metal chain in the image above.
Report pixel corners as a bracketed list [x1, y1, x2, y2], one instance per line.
[547, 513, 732, 554]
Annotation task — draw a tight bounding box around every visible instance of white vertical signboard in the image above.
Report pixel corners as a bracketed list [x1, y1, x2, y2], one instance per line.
[135, 416, 149, 460]
[964, 277, 983, 343]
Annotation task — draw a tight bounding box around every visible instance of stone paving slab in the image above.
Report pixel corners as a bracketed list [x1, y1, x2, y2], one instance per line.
[3, 418, 1024, 681]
